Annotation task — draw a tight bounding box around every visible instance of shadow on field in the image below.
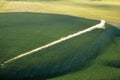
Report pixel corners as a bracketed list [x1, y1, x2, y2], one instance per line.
[104, 60, 120, 69]
[0, 12, 120, 80]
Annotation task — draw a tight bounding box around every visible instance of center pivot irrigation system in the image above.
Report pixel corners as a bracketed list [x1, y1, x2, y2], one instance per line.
[0, 20, 106, 68]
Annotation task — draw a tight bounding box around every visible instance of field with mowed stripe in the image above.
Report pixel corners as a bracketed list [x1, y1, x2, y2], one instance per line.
[0, 0, 120, 80]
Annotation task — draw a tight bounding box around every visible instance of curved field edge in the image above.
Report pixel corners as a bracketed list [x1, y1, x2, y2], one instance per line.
[0, 12, 120, 80]
[50, 38, 120, 80]
[0, 0, 120, 27]
[0, 12, 100, 62]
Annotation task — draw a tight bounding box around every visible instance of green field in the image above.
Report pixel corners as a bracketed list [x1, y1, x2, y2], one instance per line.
[0, 12, 120, 80]
[0, 0, 120, 80]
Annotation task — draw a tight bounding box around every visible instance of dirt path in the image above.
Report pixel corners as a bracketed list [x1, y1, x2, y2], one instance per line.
[2, 20, 105, 65]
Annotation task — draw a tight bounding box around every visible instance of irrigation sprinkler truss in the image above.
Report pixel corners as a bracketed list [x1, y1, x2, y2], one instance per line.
[0, 20, 106, 68]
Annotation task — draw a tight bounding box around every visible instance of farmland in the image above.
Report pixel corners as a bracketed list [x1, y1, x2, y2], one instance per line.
[0, 0, 120, 80]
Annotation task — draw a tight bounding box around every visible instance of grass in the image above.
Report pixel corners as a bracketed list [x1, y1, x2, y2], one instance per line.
[0, 12, 100, 63]
[0, 12, 120, 80]
[0, 0, 120, 80]
[7, 0, 61, 1]
[50, 33, 120, 80]
[0, 0, 120, 27]
[0, 0, 4, 7]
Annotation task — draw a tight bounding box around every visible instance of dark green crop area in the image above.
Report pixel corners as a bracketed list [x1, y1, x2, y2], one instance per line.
[0, 12, 120, 80]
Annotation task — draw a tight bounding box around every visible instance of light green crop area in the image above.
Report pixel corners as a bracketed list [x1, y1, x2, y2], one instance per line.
[0, 0, 5, 6]
[0, 0, 120, 27]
